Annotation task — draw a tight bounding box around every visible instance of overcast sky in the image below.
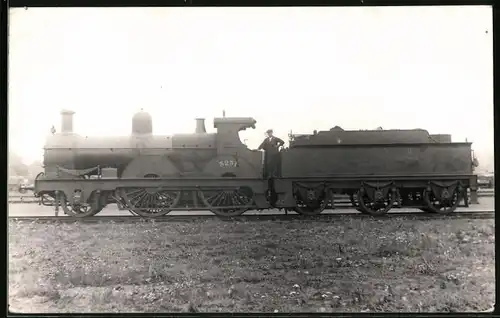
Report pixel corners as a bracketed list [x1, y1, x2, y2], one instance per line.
[8, 6, 493, 170]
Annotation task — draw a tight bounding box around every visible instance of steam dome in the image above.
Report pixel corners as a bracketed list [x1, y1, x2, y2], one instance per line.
[132, 109, 153, 135]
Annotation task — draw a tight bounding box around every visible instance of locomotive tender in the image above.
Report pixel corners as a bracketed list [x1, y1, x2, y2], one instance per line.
[33, 110, 478, 217]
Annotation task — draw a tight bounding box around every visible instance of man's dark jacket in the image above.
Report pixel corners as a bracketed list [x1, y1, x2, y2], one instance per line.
[258, 136, 285, 178]
[258, 136, 285, 153]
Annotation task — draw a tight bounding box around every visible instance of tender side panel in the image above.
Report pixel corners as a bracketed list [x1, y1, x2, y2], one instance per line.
[291, 129, 432, 146]
[281, 143, 473, 177]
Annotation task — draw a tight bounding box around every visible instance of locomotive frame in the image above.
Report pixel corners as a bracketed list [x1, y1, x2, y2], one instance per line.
[33, 110, 479, 218]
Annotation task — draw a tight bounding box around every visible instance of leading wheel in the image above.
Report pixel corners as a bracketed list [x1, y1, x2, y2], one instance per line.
[60, 192, 102, 218]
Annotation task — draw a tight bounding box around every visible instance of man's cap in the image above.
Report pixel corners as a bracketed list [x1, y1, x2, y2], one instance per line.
[266, 129, 273, 134]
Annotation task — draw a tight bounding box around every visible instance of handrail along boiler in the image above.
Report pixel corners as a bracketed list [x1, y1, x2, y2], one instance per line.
[34, 110, 479, 217]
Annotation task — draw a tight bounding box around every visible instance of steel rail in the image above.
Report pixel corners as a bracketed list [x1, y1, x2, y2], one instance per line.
[8, 189, 494, 204]
[8, 210, 495, 223]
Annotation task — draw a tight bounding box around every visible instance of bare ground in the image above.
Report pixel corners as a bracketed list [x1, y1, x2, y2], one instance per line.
[8, 217, 495, 313]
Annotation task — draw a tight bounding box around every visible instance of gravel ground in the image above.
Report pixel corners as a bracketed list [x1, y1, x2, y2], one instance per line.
[8, 217, 495, 313]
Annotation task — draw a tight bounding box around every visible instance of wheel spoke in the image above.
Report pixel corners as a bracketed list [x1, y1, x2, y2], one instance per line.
[211, 192, 224, 207]
[145, 193, 154, 208]
[120, 188, 180, 217]
[139, 193, 149, 208]
[126, 188, 144, 197]
[199, 188, 253, 217]
[130, 190, 147, 204]
[134, 193, 146, 207]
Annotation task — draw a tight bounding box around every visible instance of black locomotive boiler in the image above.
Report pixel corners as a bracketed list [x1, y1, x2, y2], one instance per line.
[33, 110, 478, 217]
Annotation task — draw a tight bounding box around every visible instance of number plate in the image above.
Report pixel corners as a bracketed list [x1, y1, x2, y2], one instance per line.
[218, 159, 238, 168]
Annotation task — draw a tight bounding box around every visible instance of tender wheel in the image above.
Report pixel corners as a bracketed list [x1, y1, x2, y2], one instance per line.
[349, 192, 365, 213]
[60, 192, 102, 218]
[419, 207, 435, 213]
[293, 200, 327, 215]
[423, 188, 460, 215]
[119, 188, 181, 218]
[198, 187, 253, 217]
[357, 188, 396, 216]
[293, 189, 327, 216]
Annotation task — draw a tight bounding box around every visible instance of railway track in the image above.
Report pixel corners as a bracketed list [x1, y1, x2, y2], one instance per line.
[7, 188, 495, 204]
[8, 210, 495, 223]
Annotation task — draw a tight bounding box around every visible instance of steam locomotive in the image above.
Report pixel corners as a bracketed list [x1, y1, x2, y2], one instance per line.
[33, 109, 479, 218]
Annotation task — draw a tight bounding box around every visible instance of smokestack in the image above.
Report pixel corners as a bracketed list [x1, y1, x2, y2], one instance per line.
[61, 109, 75, 134]
[195, 118, 206, 133]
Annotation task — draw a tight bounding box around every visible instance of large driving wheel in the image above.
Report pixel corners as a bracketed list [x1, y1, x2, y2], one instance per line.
[119, 187, 181, 218]
[198, 187, 253, 217]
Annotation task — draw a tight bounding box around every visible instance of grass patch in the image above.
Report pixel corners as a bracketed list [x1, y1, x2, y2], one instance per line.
[8, 217, 495, 313]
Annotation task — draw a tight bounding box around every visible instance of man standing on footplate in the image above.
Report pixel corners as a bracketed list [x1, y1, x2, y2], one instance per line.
[258, 129, 285, 178]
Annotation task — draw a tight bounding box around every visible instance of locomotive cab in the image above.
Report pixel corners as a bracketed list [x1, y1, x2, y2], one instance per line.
[213, 117, 256, 151]
[210, 117, 268, 179]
